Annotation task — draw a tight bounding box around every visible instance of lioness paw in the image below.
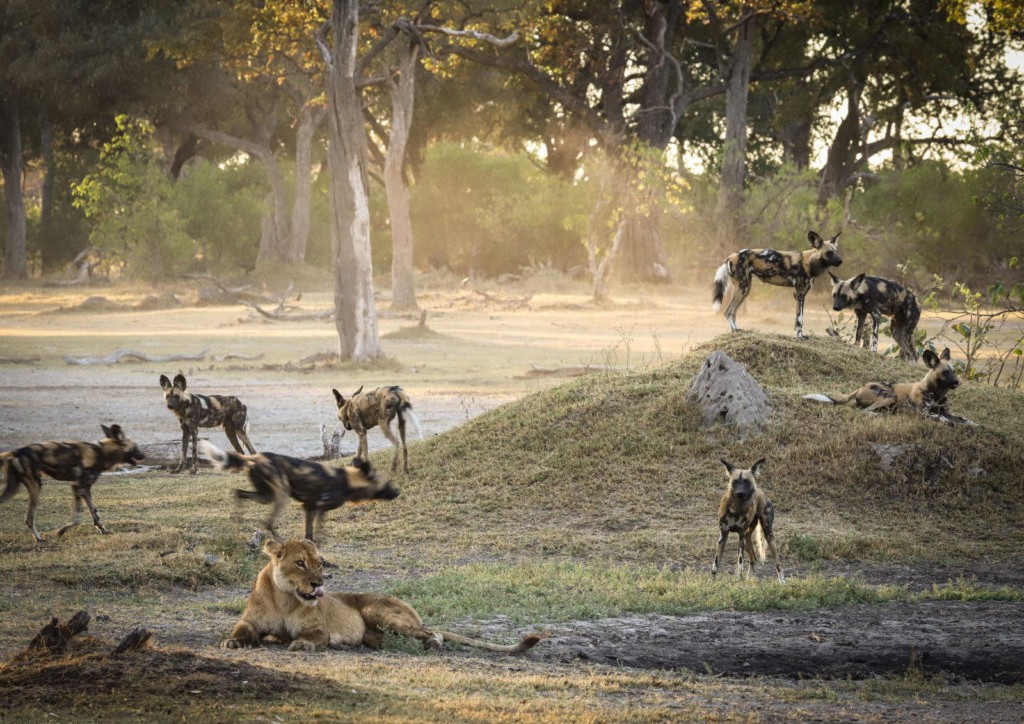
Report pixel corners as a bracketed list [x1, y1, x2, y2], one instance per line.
[288, 639, 319, 652]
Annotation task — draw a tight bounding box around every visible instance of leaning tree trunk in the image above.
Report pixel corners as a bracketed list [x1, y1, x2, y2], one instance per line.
[326, 0, 382, 362]
[386, 39, 420, 312]
[818, 83, 862, 206]
[0, 96, 27, 279]
[714, 11, 756, 256]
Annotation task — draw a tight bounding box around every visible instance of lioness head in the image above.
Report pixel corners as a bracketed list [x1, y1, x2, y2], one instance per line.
[266, 539, 325, 606]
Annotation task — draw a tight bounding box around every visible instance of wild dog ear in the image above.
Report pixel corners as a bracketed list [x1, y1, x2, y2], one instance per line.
[332, 388, 344, 406]
[103, 423, 124, 441]
[352, 384, 364, 397]
[807, 231, 823, 248]
[940, 347, 951, 361]
[173, 373, 187, 391]
[828, 271, 841, 285]
[263, 540, 284, 558]
[750, 458, 766, 478]
[830, 231, 841, 246]
[351, 456, 372, 473]
[720, 459, 735, 475]
[159, 374, 172, 391]
[922, 349, 939, 368]
[101, 424, 113, 439]
[851, 273, 866, 288]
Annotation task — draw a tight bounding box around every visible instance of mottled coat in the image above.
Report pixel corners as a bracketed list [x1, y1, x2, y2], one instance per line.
[159, 373, 255, 473]
[201, 441, 399, 541]
[0, 424, 144, 542]
[828, 348, 962, 418]
[829, 272, 921, 361]
[712, 458, 784, 582]
[332, 385, 413, 473]
[712, 230, 843, 339]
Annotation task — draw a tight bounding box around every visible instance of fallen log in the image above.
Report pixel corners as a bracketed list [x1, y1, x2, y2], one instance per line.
[524, 363, 624, 377]
[63, 348, 208, 365]
[23, 610, 91, 656]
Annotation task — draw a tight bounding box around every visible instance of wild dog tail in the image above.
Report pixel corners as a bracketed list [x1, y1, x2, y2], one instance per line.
[0, 452, 20, 504]
[802, 393, 838, 404]
[402, 408, 424, 441]
[435, 630, 542, 654]
[199, 440, 250, 472]
[390, 388, 424, 440]
[752, 523, 767, 563]
[711, 261, 731, 312]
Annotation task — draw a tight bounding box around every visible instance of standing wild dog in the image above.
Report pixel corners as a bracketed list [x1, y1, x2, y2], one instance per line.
[0, 424, 144, 543]
[200, 440, 399, 541]
[805, 347, 969, 422]
[332, 386, 415, 473]
[712, 458, 784, 583]
[159, 373, 255, 474]
[712, 230, 843, 339]
[829, 272, 921, 361]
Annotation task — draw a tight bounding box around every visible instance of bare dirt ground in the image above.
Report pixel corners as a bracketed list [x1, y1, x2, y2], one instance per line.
[2, 279, 1024, 711]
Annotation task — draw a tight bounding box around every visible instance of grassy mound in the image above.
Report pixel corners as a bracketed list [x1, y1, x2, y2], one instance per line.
[371, 332, 1022, 566]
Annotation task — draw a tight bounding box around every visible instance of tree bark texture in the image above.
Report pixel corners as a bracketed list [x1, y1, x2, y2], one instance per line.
[818, 84, 862, 206]
[326, 0, 382, 362]
[288, 103, 325, 263]
[714, 11, 757, 255]
[386, 39, 420, 312]
[0, 96, 28, 279]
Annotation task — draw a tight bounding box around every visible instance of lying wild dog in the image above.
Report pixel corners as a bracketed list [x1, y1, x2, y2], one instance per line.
[712, 458, 784, 583]
[0, 424, 144, 543]
[159, 373, 256, 474]
[804, 347, 971, 423]
[332, 385, 418, 473]
[223, 538, 542, 654]
[712, 230, 843, 339]
[829, 272, 921, 361]
[200, 440, 399, 541]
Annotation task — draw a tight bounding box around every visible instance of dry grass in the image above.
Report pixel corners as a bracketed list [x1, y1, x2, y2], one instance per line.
[2, 281, 1023, 720]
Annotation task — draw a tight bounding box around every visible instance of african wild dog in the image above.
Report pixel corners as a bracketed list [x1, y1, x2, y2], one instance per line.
[332, 386, 416, 474]
[712, 458, 784, 582]
[712, 230, 843, 339]
[0, 424, 144, 543]
[829, 272, 921, 361]
[804, 347, 970, 423]
[159, 373, 255, 474]
[200, 440, 399, 541]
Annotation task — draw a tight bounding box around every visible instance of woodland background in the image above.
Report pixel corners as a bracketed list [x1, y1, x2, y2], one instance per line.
[1, 0, 1022, 352]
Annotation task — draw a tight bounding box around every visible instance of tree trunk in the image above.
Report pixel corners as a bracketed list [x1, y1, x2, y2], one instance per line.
[255, 150, 292, 264]
[326, 0, 382, 362]
[0, 96, 27, 279]
[618, 210, 669, 283]
[39, 111, 57, 271]
[288, 104, 324, 264]
[714, 11, 756, 255]
[386, 40, 420, 312]
[818, 84, 862, 206]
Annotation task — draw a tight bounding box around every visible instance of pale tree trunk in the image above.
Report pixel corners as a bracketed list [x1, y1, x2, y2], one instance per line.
[0, 96, 28, 279]
[588, 219, 626, 302]
[326, 0, 382, 362]
[714, 10, 756, 255]
[288, 103, 325, 263]
[618, 211, 669, 283]
[386, 40, 420, 312]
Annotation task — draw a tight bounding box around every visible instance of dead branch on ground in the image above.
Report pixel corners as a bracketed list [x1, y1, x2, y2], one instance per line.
[63, 348, 209, 365]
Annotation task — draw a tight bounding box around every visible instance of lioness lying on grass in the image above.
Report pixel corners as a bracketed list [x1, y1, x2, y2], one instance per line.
[223, 539, 541, 654]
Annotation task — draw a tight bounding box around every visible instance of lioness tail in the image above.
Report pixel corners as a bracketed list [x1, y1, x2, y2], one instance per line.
[436, 630, 542, 654]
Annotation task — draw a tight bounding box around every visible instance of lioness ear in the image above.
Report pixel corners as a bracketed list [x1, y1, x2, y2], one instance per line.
[263, 540, 283, 558]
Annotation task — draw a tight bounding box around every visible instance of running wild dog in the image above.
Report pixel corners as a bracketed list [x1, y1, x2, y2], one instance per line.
[201, 440, 399, 541]
[159, 373, 255, 473]
[804, 348, 971, 423]
[712, 458, 784, 583]
[712, 230, 842, 339]
[332, 386, 416, 473]
[0, 424, 144, 543]
[829, 272, 921, 361]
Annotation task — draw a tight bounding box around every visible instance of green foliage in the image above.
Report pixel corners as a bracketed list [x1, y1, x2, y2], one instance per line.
[410, 142, 589, 276]
[72, 116, 194, 281]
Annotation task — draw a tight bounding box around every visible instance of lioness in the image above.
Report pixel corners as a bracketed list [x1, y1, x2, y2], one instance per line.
[223, 539, 542, 654]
